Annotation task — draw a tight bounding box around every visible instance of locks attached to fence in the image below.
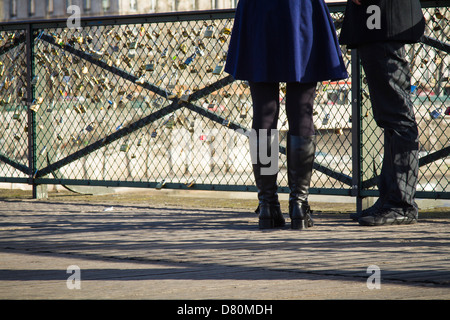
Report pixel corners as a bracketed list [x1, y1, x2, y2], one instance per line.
[152, 97, 163, 108]
[30, 97, 44, 112]
[137, 134, 144, 147]
[180, 90, 191, 103]
[142, 61, 155, 72]
[164, 115, 175, 129]
[430, 107, 443, 119]
[240, 104, 249, 119]
[85, 122, 96, 133]
[182, 53, 196, 69]
[322, 113, 330, 125]
[120, 142, 130, 153]
[204, 26, 215, 38]
[178, 43, 188, 54]
[156, 179, 166, 190]
[212, 61, 225, 75]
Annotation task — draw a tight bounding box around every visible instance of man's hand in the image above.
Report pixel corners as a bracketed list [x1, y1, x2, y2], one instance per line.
[352, 0, 362, 4]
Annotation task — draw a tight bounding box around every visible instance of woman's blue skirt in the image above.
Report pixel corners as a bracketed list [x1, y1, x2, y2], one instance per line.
[224, 0, 348, 83]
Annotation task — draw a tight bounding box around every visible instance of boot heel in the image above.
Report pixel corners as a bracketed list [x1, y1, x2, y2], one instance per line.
[259, 218, 274, 229]
[291, 218, 306, 230]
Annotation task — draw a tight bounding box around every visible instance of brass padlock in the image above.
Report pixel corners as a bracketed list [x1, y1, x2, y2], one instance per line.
[221, 27, 231, 35]
[435, 8, 444, 19]
[197, 40, 206, 50]
[79, 105, 87, 113]
[178, 43, 188, 54]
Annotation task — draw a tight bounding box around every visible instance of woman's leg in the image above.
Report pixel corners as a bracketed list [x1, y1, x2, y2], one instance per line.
[285, 82, 316, 137]
[285, 82, 317, 229]
[249, 82, 284, 229]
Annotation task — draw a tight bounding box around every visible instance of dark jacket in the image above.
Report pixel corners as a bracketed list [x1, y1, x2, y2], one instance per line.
[339, 0, 425, 48]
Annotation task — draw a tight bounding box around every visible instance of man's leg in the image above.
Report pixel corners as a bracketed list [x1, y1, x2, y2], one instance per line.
[358, 41, 419, 225]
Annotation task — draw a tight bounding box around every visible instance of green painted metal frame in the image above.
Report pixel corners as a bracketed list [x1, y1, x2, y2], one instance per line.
[0, 1, 449, 202]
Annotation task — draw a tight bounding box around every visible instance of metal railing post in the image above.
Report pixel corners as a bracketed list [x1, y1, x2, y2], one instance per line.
[26, 23, 46, 199]
[351, 49, 363, 212]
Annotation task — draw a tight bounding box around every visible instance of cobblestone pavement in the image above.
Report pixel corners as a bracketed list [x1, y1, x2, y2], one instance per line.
[0, 190, 449, 300]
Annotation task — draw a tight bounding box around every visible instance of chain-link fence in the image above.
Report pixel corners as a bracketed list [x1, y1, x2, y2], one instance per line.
[0, 2, 449, 205]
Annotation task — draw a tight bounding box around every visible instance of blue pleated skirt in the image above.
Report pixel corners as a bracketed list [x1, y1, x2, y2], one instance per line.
[224, 0, 348, 83]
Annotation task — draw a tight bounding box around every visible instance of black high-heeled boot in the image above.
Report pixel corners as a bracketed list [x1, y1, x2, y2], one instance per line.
[253, 167, 285, 229]
[287, 134, 316, 230]
[252, 134, 285, 229]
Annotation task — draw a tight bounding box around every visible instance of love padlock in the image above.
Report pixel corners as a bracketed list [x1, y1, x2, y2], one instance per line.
[212, 61, 225, 75]
[204, 26, 215, 38]
[180, 90, 191, 103]
[430, 107, 443, 119]
[322, 113, 330, 125]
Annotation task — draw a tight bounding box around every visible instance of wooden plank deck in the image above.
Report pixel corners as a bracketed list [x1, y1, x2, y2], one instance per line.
[0, 190, 449, 300]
